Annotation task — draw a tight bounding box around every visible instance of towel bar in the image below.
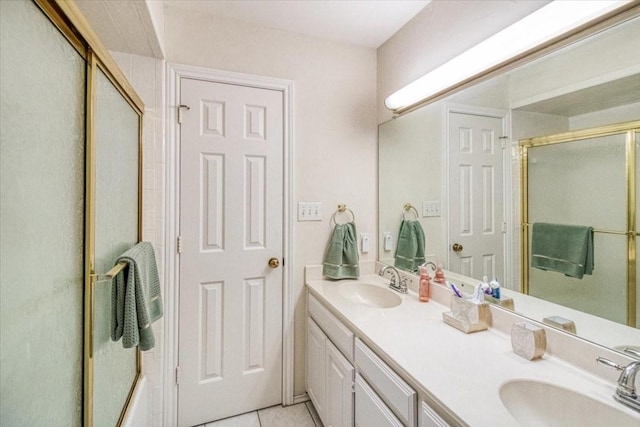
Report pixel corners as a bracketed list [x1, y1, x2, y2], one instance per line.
[331, 204, 355, 225]
[91, 261, 127, 283]
[522, 222, 629, 236]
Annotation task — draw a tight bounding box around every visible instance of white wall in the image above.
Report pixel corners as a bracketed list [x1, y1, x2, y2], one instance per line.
[163, 4, 378, 398]
[377, 0, 549, 123]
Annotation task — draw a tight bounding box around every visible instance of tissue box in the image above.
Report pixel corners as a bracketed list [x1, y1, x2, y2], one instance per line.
[442, 296, 490, 333]
[542, 315, 576, 334]
[511, 322, 546, 360]
[483, 294, 515, 311]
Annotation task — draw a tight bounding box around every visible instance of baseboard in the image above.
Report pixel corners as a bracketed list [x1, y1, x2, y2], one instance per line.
[293, 393, 310, 405]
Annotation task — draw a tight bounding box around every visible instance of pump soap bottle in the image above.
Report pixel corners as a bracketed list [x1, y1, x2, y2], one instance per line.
[434, 262, 446, 285]
[419, 265, 431, 302]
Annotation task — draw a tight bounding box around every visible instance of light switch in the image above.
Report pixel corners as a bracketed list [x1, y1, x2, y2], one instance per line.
[422, 200, 440, 217]
[297, 202, 323, 221]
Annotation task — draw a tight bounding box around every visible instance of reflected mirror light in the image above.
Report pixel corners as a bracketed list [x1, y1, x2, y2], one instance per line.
[384, 0, 632, 111]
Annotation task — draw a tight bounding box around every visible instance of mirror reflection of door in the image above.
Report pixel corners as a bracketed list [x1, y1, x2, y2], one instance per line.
[448, 111, 505, 281]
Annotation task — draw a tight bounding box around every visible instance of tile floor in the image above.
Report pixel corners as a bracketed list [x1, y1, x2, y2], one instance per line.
[196, 401, 324, 427]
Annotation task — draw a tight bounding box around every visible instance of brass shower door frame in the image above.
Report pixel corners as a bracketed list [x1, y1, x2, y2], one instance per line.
[520, 120, 640, 327]
[32, 1, 145, 426]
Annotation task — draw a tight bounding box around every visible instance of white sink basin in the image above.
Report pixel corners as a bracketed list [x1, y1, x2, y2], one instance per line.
[337, 281, 402, 309]
[499, 379, 640, 427]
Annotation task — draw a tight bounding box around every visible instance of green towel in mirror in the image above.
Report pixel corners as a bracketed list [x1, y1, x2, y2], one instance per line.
[531, 223, 594, 279]
[323, 222, 359, 279]
[394, 219, 426, 273]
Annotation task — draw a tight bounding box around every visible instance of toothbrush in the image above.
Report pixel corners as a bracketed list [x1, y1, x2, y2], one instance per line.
[450, 282, 463, 298]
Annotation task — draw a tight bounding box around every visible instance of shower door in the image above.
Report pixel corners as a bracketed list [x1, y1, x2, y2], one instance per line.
[522, 122, 639, 327]
[1, 1, 145, 425]
[0, 0, 86, 425]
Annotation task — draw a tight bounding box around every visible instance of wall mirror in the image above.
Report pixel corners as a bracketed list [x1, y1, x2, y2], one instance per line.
[378, 12, 640, 353]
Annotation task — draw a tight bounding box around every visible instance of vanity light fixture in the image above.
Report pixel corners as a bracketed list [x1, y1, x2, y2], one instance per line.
[384, 0, 632, 112]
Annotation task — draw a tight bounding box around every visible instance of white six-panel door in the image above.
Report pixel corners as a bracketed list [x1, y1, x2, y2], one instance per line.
[448, 112, 504, 281]
[178, 78, 284, 426]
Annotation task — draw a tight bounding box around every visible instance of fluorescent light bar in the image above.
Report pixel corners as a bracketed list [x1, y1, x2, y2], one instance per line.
[384, 0, 631, 111]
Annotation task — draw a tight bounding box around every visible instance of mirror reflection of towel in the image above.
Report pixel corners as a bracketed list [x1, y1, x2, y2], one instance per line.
[323, 222, 359, 279]
[394, 220, 425, 273]
[531, 223, 594, 279]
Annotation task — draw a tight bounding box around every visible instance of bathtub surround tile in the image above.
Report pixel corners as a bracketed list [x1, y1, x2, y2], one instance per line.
[204, 411, 260, 427]
[258, 403, 316, 427]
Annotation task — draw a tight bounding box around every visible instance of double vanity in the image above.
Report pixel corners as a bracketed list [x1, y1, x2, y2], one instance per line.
[305, 262, 640, 427]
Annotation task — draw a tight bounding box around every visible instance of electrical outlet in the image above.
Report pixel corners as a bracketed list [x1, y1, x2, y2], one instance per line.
[422, 200, 440, 217]
[297, 202, 323, 221]
[360, 233, 370, 253]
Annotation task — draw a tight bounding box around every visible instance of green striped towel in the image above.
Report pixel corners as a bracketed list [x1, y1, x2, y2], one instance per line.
[323, 222, 359, 279]
[531, 223, 594, 279]
[394, 220, 425, 273]
[111, 242, 163, 351]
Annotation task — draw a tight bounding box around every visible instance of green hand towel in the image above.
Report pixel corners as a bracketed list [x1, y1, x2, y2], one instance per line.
[323, 222, 359, 279]
[394, 220, 426, 273]
[111, 241, 163, 351]
[531, 223, 594, 279]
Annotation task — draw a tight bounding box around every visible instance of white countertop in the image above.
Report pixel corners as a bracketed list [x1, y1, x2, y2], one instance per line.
[306, 271, 640, 426]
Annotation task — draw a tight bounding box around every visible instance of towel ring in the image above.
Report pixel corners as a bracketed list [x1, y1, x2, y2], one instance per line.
[402, 203, 419, 220]
[331, 204, 355, 225]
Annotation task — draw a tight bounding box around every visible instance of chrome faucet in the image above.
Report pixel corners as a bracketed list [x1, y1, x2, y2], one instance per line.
[379, 265, 408, 294]
[420, 261, 437, 276]
[597, 357, 640, 412]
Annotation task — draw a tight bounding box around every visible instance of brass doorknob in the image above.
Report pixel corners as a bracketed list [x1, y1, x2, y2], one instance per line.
[452, 243, 463, 253]
[268, 257, 280, 268]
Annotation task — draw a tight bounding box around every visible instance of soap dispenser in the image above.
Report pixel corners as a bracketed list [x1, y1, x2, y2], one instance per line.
[419, 265, 430, 302]
[434, 262, 446, 285]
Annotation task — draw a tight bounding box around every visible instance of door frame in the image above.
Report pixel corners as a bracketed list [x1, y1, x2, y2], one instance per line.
[442, 103, 512, 286]
[165, 63, 295, 426]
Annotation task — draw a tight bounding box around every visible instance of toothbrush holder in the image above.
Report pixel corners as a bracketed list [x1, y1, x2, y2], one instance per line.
[442, 296, 491, 333]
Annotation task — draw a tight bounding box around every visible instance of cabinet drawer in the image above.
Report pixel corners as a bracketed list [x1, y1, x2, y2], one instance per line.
[355, 374, 403, 427]
[355, 338, 416, 427]
[308, 293, 354, 361]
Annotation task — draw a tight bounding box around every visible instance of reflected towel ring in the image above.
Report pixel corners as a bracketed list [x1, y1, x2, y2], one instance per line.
[332, 204, 355, 225]
[402, 203, 419, 220]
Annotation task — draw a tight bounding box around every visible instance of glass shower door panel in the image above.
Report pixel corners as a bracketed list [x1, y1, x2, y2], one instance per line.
[528, 134, 627, 230]
[0, 0, 85, 425]
[527, 134, 627, 324]
[93, 69, 140, 427]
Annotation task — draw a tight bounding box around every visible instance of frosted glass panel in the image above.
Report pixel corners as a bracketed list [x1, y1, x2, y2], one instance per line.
[0, 0, 85, 425]
[527, 134, 628, 324]
[93, 69, 140, 427]
[529, 231, 627, 324]
[528, 134, 626, 230]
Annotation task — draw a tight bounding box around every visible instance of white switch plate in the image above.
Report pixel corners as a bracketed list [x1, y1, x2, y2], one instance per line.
[360, 233, 370, 253]
[297, 202, 323, 221]
[422, 200, 440, 217]
[383, 232, 393, 251]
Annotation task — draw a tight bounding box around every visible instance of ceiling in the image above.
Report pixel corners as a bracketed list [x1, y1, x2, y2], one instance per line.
[76, 0, 431, 58]
[163, 0, 431, 48]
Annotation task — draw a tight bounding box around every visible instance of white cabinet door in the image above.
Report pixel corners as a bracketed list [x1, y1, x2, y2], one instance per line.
[419, 400, 449, 427]
[325, 341, 354, 427]
[355, 374, 403, 427]
[307, 318, 327, 421]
